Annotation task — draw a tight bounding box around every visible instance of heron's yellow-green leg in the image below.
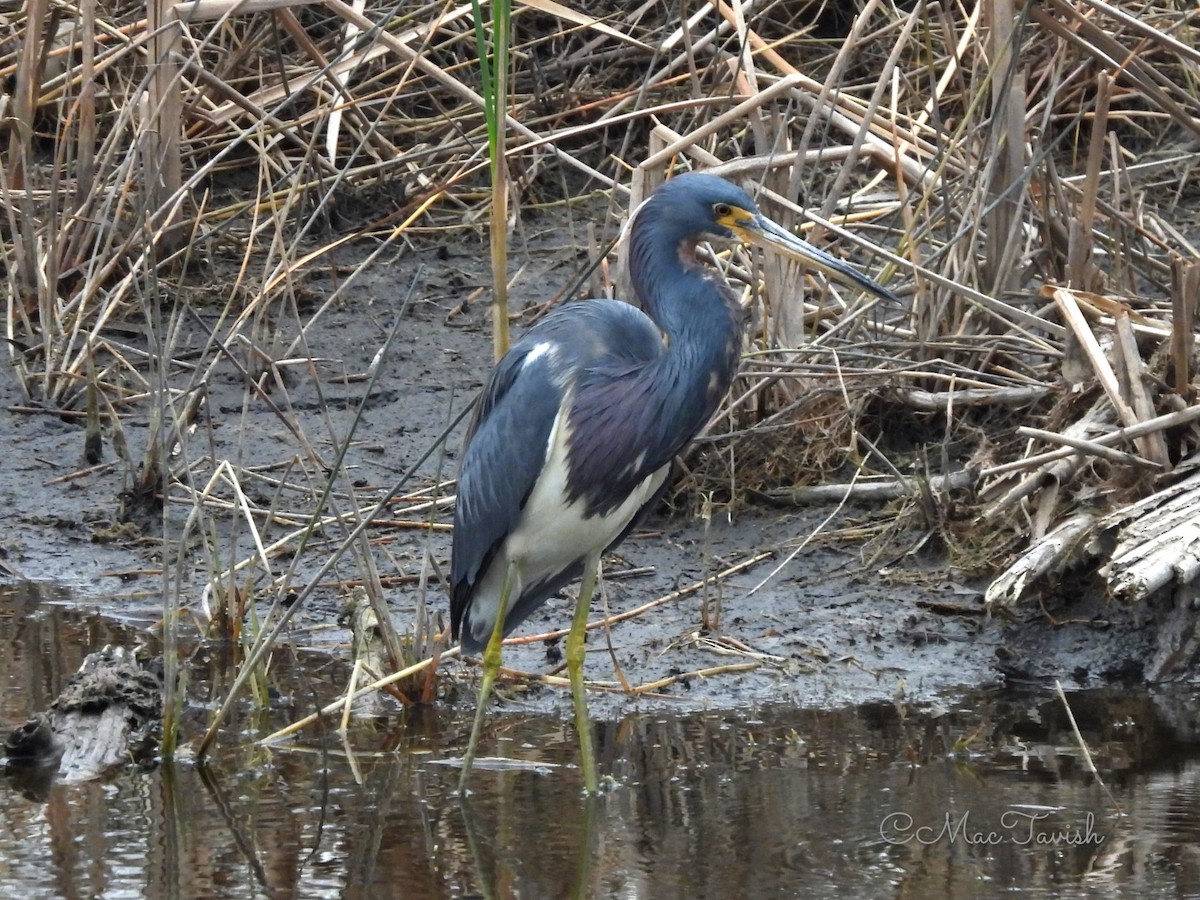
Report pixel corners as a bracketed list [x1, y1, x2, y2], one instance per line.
[459, 560, 517, 793]
[568, 553, 601, 794]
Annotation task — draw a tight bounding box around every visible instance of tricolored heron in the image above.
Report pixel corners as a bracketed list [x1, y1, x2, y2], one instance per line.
[451, 172, 898, 793]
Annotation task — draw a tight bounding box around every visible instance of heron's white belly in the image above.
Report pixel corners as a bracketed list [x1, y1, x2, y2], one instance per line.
[510, 462, 663, 581]
[470, 406, 666, 632]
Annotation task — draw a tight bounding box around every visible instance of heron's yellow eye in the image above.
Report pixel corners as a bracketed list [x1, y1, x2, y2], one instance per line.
[714, 203, 732, 218]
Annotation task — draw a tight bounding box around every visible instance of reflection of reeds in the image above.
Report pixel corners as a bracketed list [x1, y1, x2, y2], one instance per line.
[4, 1, 1200, 731]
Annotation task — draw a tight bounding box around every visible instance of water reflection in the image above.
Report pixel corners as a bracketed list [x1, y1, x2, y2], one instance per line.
[2, 582, 1200, 897]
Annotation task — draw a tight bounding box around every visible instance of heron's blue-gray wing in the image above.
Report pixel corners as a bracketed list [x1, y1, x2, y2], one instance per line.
[450, 337, 564, 638]
[450, 301, 671, 646]
[566, 315, 741, 517]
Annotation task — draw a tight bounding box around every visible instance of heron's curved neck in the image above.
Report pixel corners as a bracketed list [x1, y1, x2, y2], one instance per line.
[628, 220, 740, 370]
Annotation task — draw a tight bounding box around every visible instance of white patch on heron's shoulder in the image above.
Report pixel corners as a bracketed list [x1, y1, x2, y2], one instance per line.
[463, 400, 669, 645]
[523, 341, 556, 367]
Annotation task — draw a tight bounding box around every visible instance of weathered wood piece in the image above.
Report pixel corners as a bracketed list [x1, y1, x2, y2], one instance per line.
[986, 454, 1200, 620]
[1097, 462, 1200, 602]
[985, 512, 1099, 610]
[765, 469, 977, 504]
[4, 646, 162, 797]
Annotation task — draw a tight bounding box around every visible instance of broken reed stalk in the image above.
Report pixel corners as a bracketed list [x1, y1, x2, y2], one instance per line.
[1066, 72, 1110, 295]
[500, 551, 772, 646]
[263, 650, 762, 745]
[1171, 259, 1199, 401]
[982, 404, 1200, 481]
[983, 0, 1028, 299]
[262, 646, 463, 745]
[1054, 681, 1122, 814]
[145, 0, 183, 252]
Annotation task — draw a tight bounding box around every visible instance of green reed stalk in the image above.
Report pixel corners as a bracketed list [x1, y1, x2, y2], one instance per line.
[471, 0, 512, 360]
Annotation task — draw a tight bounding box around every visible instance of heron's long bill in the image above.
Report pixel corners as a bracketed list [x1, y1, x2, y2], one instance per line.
[740, 213, 901, 306]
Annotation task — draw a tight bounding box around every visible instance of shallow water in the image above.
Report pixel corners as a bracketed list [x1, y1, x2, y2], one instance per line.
[2, 581, 1200, 898]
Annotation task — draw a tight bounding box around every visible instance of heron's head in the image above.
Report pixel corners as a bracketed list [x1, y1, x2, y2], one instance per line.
[646, 173, 760, 245]
[648, 172, 900, 305]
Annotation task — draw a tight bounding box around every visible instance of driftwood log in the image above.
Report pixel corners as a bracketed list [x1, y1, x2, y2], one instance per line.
[986, 454, 1200, 611]
[1096, 462, 1200, 602]
[985, 452, 1200, 678]
[3, 645, 162, 800]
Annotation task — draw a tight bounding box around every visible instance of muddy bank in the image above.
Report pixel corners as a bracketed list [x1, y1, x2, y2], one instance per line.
[0, 232, 1172, 720]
